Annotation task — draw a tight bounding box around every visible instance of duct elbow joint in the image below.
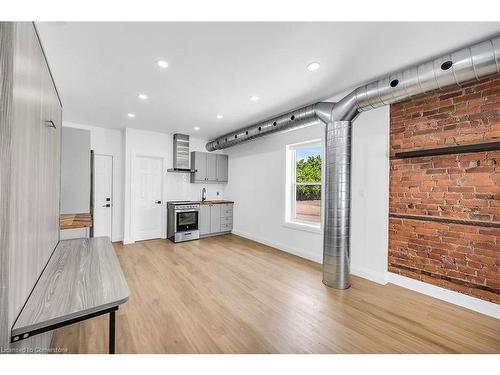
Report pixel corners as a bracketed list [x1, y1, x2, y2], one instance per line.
[330, 91, 360, 122]
[314, 102, 336, 124]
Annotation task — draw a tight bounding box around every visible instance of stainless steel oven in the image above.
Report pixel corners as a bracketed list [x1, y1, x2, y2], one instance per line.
[167, 201, 200, 243]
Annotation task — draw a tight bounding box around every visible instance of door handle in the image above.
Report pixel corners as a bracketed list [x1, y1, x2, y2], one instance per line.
[102, 204, 111, 207]
[156, 201, 162, 204]
[45, 120, 56, 129]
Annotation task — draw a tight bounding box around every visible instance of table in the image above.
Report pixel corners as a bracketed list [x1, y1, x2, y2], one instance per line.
[11, 237, 129, 353]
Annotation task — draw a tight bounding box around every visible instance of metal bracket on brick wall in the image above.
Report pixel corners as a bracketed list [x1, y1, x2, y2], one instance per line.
[389, 213, 500, 228]
[394, 141, 500, 159]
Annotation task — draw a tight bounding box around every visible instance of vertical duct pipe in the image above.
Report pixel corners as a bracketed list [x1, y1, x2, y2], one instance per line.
[206, 34, 500, 290]
[323, 121, 352, 288]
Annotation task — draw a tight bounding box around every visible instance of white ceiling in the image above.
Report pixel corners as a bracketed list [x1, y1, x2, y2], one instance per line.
[36, 22, 500, 140]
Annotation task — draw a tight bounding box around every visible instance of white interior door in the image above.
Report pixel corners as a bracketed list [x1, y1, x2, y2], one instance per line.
[134, 155, 163, 241]
[93, 154, 113, 239]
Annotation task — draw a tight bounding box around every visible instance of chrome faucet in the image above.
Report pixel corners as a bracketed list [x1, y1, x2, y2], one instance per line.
[201, 187, 207, 202]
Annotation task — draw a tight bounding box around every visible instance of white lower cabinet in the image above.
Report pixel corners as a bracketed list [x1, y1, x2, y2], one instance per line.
[199, 203, 233, 237]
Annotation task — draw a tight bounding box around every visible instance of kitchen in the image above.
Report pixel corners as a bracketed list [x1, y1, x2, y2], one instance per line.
[167, 134, 233, 243]
[59, 124, 235, 244]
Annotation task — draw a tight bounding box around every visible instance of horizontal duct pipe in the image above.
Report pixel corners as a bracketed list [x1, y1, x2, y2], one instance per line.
[332, 36, 500, 122]
[206, 34, 500, 289]
[206, 104, 325, 152]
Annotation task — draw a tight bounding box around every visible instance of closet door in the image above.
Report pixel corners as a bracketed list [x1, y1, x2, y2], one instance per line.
[9, 22, 62, 325]
[39, 61, 61, 267]
[2, 21, 62, 352]
[9, 22, 45, 320]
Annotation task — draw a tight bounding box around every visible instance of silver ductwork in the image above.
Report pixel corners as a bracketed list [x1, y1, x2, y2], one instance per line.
[323, 120, 352, 289]
[332, 37, 500, 122]
[206, 105, 320, 152]
[206, 34, 500, 289]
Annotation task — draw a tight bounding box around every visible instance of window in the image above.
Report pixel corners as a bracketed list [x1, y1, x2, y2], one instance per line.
[285, 140, 322, 229]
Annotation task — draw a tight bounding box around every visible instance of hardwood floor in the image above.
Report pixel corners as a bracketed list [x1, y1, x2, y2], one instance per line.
[51, 234, 500, 353]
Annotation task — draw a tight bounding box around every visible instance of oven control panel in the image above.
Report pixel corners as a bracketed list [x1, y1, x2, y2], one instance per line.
[174, 204, 200, 211]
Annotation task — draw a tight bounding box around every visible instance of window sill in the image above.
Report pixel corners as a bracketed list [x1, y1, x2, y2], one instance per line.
[282, 220, 323, 234]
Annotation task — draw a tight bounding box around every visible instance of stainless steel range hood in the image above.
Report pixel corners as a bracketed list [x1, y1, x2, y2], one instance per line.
[167, 133, 196, 173]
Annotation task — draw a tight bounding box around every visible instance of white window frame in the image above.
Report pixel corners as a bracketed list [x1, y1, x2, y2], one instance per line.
[284, 139, 323, 233]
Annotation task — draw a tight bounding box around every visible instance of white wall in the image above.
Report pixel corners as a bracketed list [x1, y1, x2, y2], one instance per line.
[60, 127, 91, 214]
[59, 126, 91, 240]
[122, 128, 226, 244]
[63, 121, 125, 242]
[350, 107, 390, 284]
[225, 124, 325, 263]
[225, 105, 390, 284]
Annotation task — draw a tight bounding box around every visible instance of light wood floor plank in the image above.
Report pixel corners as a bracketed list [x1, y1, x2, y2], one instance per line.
[51, 234, 500, 353]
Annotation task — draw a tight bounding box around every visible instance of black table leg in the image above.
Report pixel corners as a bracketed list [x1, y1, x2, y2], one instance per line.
[109, 310, 115, 354]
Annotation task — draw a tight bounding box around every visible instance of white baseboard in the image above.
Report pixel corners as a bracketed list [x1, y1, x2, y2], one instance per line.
[233, 232, 499, 318]
[232, 230, 323, 264]
[233, 231, 389, 286]
[351, 266, 388, 285]
[122, 237, 134, 245]
[387, 272, 500, 319]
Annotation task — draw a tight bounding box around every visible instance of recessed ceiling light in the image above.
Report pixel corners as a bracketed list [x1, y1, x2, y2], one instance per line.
[307, 62, 321, 71]
[127, 113, 136, 118]
[194, 126, 200, 131]
[249, 95, 259, 102]
[138, 93, 148, 100]
[157, 60, 168, 68]
[217, 114, 223, 119]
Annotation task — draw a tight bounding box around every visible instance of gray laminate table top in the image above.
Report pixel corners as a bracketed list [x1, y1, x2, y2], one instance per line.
[12, 237, 130, 337]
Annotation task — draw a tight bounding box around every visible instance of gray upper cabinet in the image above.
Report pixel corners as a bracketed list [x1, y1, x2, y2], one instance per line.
[191, 151, 228, 183]
[206, 153, 217, 181]
[216, 154, 228, 182]
[191, 151, 207, 182]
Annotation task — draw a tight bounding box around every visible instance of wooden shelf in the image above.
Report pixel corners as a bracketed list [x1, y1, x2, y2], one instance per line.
[60, 213, 92, 229]
[393, 141, 500, 159]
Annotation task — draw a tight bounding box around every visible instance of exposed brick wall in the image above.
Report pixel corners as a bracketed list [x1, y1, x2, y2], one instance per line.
[389, 75, 500, 303]
[390, 151, 499, 221]
[389, 218, 499, 302]
[390, 76, 500, 158]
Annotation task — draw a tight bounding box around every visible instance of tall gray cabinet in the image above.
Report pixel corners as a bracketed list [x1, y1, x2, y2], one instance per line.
[0, 22, 62, 352]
